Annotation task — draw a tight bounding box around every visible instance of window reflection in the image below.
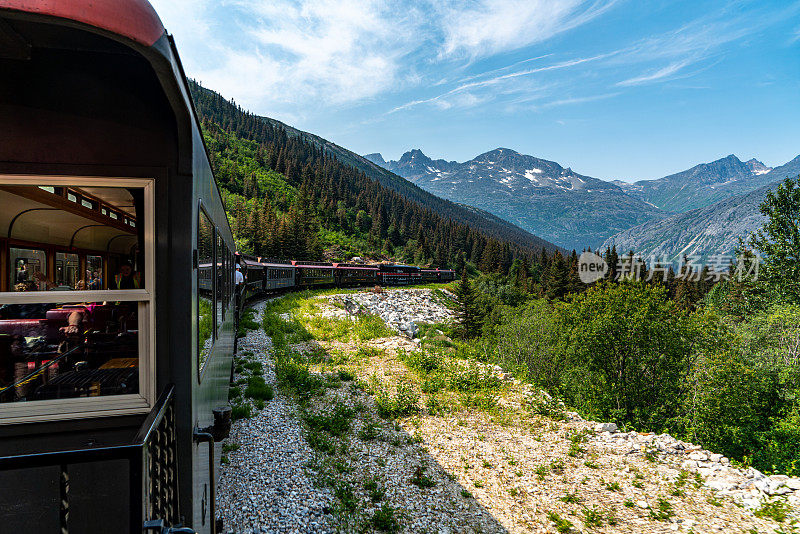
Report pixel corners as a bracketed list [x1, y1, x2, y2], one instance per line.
[10, 248, 47, 291]
[86, 255, 103, 290]
[198, 211, 214, 370]
[55, 252, 79, 289]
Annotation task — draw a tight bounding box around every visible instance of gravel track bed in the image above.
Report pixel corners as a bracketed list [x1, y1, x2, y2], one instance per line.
[217, 301, 333, 534]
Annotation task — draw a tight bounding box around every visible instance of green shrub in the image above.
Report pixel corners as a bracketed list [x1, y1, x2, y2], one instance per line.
[231, 404, 252, 420]
[370, 504, 401, 532]
[244, 375, 274, 401]
[304, 404, 355, 437]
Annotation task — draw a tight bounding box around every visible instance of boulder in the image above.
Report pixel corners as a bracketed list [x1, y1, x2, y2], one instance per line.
[594, 422, 618, 433]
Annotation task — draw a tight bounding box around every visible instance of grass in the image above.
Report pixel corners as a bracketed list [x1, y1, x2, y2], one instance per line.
[244, 375, 274, 401]
[649, 497, 674, 521]
[238, 307, 259, 337]
[358, 420, 380, 441]
[275, 356, 324, 399]
[222, 443, 240, 454]
[550, 459, 565, 474]
[605, 481, 622, 492]
[561, 491, 580, 504]
[375, 381, 419, 418]
[583, 506, 604, 528]
[547, 511, 574, 533]
[231, 404, 252, 420]
[755, 498, 790, 522]
[370, 504, 401, 532]
[304, 404, 355, 437]
[410, 466, 436, 488]
[535, 465, 548, 480]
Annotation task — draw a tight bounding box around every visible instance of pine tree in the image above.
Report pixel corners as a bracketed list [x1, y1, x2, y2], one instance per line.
[455, 267, 481, 339]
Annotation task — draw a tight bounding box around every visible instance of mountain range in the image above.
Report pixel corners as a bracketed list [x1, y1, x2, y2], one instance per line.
[613, 154, 775, 212]
[366, 149, 799, 253]
[365, 148, 663, 250]
[246, 119, 560, 254]
[602, 155, 800, 259]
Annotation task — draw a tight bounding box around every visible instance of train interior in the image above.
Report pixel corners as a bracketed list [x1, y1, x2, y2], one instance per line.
[0, 184, 145, 404]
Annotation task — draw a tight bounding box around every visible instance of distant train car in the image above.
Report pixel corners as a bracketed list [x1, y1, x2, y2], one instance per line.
[334, 263, 378, 287]
[240, 255, 264, 300]
[378, 264, 422, 286]
[420, 268, 440, 283]
[439, 269, 457, 282]
[262, 261, 295, 291]
[292, 261, 335, 287]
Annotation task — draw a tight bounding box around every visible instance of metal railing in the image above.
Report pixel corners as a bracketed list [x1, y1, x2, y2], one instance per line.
[0, 385, 180, 533]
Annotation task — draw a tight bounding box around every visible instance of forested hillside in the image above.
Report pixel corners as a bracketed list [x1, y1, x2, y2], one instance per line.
[449, 175, 800, 477]
[188, 81, 557, 270]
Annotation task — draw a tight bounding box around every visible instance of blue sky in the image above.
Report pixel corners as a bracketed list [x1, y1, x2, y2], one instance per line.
[151, 0, 800, 182]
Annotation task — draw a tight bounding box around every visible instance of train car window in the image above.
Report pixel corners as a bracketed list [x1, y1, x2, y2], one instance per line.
[215, 231, 225, 327]
[10, 248, 47, 291]
[55, 252, 80, 290]
[0, 179, 154, 423]
[86, 256, 103, 290]
[198, 210, 215, 372]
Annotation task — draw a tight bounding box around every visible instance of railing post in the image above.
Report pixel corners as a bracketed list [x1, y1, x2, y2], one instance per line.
[60, 463, 69, 534]
[129, 446, 144, 533]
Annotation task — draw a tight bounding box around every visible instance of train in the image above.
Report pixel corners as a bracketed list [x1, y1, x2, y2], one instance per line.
[233, 256, 455, 300]
[0, 2, 454, 533]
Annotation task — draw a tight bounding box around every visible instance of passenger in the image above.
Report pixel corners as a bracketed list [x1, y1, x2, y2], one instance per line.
[89, 270, 103, 290]
[15, 262, 28, 285]
[235, 264, 244, 286]
[111, 262, 140, 290]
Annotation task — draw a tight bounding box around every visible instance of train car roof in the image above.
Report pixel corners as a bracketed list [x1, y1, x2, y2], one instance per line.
[0, 0, 165, 46]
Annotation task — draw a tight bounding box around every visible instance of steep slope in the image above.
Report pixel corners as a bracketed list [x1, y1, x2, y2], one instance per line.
[602, 156, 800, 259]
[243, 119, 557, 254]
[615, 154, 776, 212]
[372, 148, 665, 250]
[188, 81, 560, 272]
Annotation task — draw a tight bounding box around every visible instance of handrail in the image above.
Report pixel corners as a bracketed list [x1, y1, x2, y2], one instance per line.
[0, 385, 177, 533]
[0, 384, 175, 470]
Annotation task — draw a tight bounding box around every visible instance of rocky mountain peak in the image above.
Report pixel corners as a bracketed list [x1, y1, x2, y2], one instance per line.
[363, 152, 386, 166]
[745, 158, 772, 175]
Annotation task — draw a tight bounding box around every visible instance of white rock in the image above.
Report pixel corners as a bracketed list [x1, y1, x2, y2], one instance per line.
[785, 477, 800, 490]
[681, 460, 698, 471]
[688, 451, 707, 462]
[636, 500, 649, 509]
[594, 422, 618, 433]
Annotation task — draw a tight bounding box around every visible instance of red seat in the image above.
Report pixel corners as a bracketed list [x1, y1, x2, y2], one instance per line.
[45, 307, 87, 323]
[0, 319, 48, 337]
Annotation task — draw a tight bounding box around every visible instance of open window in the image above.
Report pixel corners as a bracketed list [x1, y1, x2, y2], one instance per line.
[0, 177, 154, 423]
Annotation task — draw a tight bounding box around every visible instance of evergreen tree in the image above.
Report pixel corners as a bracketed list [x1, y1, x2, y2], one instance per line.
[455, 267, 481, 339]
[749, 176, 800, 303]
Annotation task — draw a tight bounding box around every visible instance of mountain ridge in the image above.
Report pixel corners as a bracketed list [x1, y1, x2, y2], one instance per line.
[369, 147, 665, 250]
[614, 154, 775, 212]
[601, 155, 800, 259]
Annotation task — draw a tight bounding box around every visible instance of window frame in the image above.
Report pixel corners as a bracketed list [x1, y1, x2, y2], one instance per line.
[0, 175, 155, 424]
[197, 204, 216, 381]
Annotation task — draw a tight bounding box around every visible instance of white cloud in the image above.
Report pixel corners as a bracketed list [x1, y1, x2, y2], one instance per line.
[435, 0, 618, 59]
[616, 59, 693, 86]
